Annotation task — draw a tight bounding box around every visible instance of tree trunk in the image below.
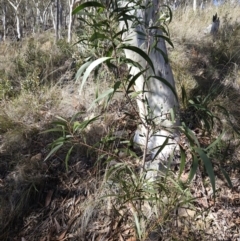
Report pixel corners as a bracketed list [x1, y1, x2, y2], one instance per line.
[7, 0, 22, 40]
[120, 0, 179, 178]
[16, 10, 21, 39]
[51, 3, 56, 30]
[2, 4, 7, 41]
[42, 1, 50, 30]
[193, 0, 197, 11]
[55, 0, 59, 41]
[59, 0, 63, 38]
[35, 1, 41, 33]
[67, 0, 75, 43]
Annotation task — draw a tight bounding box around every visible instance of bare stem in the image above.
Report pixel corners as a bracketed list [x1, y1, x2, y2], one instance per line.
[141, 125, 150, 174]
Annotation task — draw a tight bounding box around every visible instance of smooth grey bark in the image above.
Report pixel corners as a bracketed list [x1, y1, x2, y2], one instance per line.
[51, 0, 60, 41]
[2, 4, 7, 41]
[59, 0, 63, 36]
[119, 0, 179, 178]
[55, 0, 60, 41]
[67, 0, 75, 43]
[7, 0, 22, 40]
[193, 0, 197, 11]
[51, 3, 56, 30]
[42, 1, 52, 30]
[33, 0, 41, 33]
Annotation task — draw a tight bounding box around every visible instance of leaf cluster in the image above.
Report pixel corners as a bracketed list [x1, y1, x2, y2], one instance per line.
[43, 113, 99, 171]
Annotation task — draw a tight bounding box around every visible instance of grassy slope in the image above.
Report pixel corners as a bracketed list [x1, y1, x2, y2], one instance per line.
[0, 4, 240, 241]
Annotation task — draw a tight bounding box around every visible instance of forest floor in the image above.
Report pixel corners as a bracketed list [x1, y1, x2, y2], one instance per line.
[1, 4, 240, 241]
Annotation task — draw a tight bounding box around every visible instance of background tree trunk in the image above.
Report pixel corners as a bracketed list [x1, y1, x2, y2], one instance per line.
[2, 4, 7, 41]
[59, 0, 63, 38]
[193, 0, 197, 11]
[67, 0, 75, 43]
[42, 1, 51, 30]
[34, 0, 41, 33]
[7, 0, 22, 40]
[55, 0, 60, 42]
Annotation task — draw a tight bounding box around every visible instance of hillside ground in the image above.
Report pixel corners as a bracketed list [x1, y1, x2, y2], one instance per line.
[0, 4, 240, 241]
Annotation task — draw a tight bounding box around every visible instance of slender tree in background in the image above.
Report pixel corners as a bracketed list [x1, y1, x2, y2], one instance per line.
[7, 0, 22, 40]
[2, 3, 7, 41]
[67, 0, 76, 43]
[193, 0, 197, 11]
[33, 0, 44, 33]
[40, 0, 52, 31]
[55, 0, 60, 41]
[59, 0, 63, 37]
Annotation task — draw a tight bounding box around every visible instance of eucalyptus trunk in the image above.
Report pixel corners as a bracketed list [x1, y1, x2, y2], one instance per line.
[193, 0, 197, 11]
[2, 4, 7, 41]
[55, 0, 60, 41]
[120, 0, 180, 178]
[67, 0, 75, 43]
[7, 0, 22, 40]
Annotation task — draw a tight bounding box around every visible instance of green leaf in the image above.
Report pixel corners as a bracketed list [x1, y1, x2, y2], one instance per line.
[128, 149, 138, 158]
[180, 123, 200, 147]
[70, 112, 83, 123]
[135, 30, 146, 37]
[52, 137, 67, 144]
[65, 146, 74, 172]
[89, 32, 108, 41]
[80, 115, 100, 129]
[188, 154, 198, 183]
[155, 47, 169, 63]
[214, 104, 230, 117]
[188, 99, 196, 105]
[152, 137, 169, 161]
[130, 90, 142, 98]
[89, 88, 114, 109]
[41, 128, 63, 134]
[178, 146, 186, 180]
[149, 75, 178, 100]
[44, 143, 63, 161]
[94, 19, 109, 27]
[161, 4, 173, 23]
[55, 116, 68, 123]
[73, 121, 81, 133]
[120, 45, 155, 74]
[75, 61, 92, 81]
[149, 25, 169, 36]
[181, 85, 188, 107]
[105, 163, 124, 180]
[219, 166, 233, 188]
[133, 211, 142, 239]
[120, 58, 142, 69]
[72, 1, 105, 15]
[80, 57, 112, 93]
[113, 81, 122, 91]
[154, 34, 174, 48]
[195, 147, 215, 197]
[126, 69, 147, 93]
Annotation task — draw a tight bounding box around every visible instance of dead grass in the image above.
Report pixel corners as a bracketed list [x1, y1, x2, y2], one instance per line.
[170, 3, 240, 42]
[169, 4, 240, 136]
